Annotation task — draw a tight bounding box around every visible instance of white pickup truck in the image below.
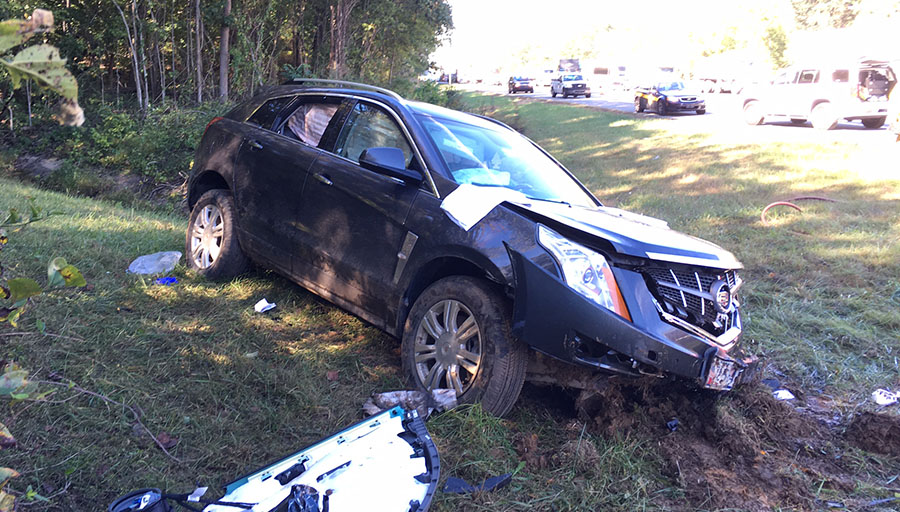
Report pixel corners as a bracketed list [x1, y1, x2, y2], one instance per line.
[551, 73, 591, 98]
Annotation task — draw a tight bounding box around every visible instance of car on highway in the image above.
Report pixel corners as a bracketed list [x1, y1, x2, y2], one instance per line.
[508, 76, 535, 94]
[551, 73, 591, 98]
[741, 60, 897, 130]
[635, 81, 706, 115]
[185, 79, 756, 417]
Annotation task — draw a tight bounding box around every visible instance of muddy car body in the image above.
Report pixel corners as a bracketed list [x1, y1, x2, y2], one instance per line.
[185, 79, 756, 416]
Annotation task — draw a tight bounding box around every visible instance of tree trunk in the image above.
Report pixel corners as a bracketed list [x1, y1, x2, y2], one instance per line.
[218, 0, 231, 100]
[112, 0, 144, 114]
[195, 0, 204, 103]
[329, 0, 359, 79]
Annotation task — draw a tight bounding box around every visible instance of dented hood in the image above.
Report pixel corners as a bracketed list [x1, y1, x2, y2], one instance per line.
[518, 201, 742, 269]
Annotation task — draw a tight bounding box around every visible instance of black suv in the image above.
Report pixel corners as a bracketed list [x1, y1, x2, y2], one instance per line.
[186, 79, 756, 416]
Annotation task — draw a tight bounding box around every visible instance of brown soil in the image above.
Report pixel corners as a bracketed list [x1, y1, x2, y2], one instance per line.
[575, 378, 900, 511]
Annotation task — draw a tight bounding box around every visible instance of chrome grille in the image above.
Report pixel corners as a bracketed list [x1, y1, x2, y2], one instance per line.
[644, 266, 741, 339]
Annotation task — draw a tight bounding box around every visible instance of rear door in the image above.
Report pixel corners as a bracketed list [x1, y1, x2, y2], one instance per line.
[232, 95, 345, 271]
[295, 99, 426, 321]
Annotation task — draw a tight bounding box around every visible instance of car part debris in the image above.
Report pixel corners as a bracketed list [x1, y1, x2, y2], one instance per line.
[362, 389, 457, 419]
[439, 183, 530, 231]
[442, 473, 512, 494]
[871, 389, 898, 406]
[154, 277, 178, 286]
[254, 298, 276, 313]
[109, 406, 440, 512]
[773, 389, 796, 400]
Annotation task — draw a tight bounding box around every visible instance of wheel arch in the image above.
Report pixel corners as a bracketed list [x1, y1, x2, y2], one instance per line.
[187, 171, 231, 209]
[809, 98, 831, 112]
[396, 256, 508, 335]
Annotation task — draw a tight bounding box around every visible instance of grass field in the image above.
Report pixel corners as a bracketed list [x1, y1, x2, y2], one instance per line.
[1, 93, 899, 511]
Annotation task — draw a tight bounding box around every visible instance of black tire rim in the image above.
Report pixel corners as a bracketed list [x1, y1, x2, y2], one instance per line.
[413, 299, 483, 395]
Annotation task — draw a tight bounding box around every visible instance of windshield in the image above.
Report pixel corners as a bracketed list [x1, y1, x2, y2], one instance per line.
[658, 81, 685, 91]
[563, 74, 584, 81]
[418, 115, 596, 207]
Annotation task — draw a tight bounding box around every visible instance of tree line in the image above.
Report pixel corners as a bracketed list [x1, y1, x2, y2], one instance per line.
[0, 0, 453, 116]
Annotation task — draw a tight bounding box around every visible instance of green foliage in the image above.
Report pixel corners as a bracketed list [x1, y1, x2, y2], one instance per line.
[764, 24, 790, 70]
[791, 0, 861, 29]
[0, 10, 83, 126]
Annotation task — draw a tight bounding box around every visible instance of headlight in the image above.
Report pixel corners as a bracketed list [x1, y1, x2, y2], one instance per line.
[668, 96, 681, 103]
[537, 225, 631, 320]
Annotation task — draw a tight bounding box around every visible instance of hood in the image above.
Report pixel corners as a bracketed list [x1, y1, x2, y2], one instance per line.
[667, 89, 702, 98]
[520, 201, 742, 269]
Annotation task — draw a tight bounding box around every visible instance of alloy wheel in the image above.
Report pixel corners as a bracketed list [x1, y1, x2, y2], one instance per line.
[189, 204, 224, 269]
[413, 299, 483, 395]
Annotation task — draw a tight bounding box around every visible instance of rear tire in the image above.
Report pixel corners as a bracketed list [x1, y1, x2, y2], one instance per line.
[401, 276, 527, 417]
[810, 103, 838, 130]
[186, 189, 250, 280]
[743, 100, 764, 125]
[862, 116, 886, 129]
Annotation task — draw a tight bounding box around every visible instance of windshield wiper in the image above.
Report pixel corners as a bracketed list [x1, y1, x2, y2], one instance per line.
[526, 196, 572, 207]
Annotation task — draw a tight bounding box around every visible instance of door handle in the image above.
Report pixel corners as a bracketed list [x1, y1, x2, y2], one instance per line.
[248, 140, 264, 151]
[313, 173, 333, 186]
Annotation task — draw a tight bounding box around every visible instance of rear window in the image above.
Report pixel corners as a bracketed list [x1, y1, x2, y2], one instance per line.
[798, 70, 819, 84]
[247, 96, 293, 129]
[832, 70, 850, 82]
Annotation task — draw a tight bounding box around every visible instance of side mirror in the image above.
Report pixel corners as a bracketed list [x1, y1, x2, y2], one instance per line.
[359, 147, 423, 185]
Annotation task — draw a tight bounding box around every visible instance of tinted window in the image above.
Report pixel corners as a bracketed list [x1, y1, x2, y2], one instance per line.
[563, 74, 584, 81]
[798, 70, 819, 84]
[280, 101, 340, 147]
[334, 102, 413, 167]
[246, 96, 292, 129]
[832, 70, 849, 82]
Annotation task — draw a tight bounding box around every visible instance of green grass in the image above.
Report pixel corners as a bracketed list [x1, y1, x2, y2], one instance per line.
[1, 93, 899, 511]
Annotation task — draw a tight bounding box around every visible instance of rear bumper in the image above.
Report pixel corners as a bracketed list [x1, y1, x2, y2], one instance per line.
[510, 251, 755, 389]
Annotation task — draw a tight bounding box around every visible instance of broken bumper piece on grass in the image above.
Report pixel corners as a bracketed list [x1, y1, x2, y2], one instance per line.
[108, 406, 440, 512]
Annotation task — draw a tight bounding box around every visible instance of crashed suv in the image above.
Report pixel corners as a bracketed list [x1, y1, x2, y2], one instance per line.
[185, 79, 756, 417]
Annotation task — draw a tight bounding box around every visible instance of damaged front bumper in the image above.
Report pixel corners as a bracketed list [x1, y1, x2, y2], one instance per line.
[511, 251, 758, 390]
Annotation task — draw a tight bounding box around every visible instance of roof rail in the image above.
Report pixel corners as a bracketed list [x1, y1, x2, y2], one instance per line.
[282, 78, 403, 101]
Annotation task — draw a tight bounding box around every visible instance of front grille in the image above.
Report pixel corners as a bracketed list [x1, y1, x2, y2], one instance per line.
[680, 96, 697, 102]
[644, 266, 741, 339]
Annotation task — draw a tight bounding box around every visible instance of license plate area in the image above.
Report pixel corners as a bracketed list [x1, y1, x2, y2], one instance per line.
[704, 356, 743, 391]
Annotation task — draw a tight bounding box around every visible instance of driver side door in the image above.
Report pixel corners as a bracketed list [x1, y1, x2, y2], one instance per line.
[294, 99, 426, 323]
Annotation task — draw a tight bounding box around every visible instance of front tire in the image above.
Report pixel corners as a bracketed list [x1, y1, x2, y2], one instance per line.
[401, 276, 527, 417]
[551, 91, 557, 98]
[186, 189, 249, 279]
[696, 109, 706, 115]
[743, 100, 764, 125]
[862, 116, 886, 129]
[586, 93, 592, 98]
[810, 102, 838, 130]
[656, 99, 667, 115]
[635, 98, 645, 112]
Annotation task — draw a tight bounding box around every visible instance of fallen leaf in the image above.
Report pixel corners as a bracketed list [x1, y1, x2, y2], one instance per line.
[326, 370, 339, 381]
[156, 431, 178, 450]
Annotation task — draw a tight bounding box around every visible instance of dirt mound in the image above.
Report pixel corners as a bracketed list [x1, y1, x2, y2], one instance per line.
[846, 411, 900, 457]
[577, 378, 895, 511]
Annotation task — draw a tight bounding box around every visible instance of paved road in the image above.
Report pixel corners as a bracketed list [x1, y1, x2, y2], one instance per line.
[464, 83, 897, 148]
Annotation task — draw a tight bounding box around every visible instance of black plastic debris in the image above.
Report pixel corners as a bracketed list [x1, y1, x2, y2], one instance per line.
[442, 473, 512, 494]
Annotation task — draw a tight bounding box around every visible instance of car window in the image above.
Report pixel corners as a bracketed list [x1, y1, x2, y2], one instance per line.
[774, 71, 798, 85]
[798, 70, 819, 84]
[832, 69, 850, 82]
[334, 102, 413, 167]
[246, 96, 293, 129]
[563, 74, 583, 81]
[658, 81, 685, 91]
[280, 101, 340, 147]
[418, 114, 595, 207]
